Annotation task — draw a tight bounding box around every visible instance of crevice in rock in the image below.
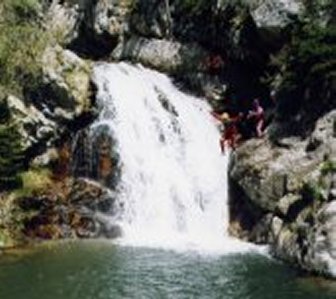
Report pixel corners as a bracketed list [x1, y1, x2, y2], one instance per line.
[228, 177, 267, 242]
[67, 29, 119, 60]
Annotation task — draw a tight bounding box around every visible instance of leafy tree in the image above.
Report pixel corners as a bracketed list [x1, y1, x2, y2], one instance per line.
[270, 2, 336, 136]
[0, 100, 24, 191]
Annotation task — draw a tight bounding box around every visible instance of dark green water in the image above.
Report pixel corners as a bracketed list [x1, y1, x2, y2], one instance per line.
[0, 241, 336, 299]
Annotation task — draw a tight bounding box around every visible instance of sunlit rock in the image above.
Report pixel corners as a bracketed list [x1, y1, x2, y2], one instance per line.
[41, 45, 92, 120]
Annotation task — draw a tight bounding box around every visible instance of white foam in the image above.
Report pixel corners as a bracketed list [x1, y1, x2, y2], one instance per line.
[92, 62, 264, 256]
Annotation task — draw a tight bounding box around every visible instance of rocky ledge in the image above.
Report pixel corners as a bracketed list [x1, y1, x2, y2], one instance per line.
[229, 110, 336, 277]
[20, 178, 121, 242]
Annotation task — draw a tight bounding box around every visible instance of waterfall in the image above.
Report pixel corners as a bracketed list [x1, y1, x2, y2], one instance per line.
[90, 62, 251, 253]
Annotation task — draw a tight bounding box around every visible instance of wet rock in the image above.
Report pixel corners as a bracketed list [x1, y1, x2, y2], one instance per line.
[22, 178, 118, 240]
[250, 213, 273, 244]
[71, 127, 120, 189]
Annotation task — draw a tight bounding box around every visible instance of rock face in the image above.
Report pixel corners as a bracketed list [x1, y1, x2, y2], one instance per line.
[45, 0, 81, 46]
[41, 45, 92, 120]
[6, 45, 94, 161]
[66, 0, 133, 58]
[21, 178, 120, 240]
[6, 95, 56, 151]
[72, 128, 120, 188]
[229, 110, 336, 276]
[249, 0, 304, 28]
[112, 36, 207, 74]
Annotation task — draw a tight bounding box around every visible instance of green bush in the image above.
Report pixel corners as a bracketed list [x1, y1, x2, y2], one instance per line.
[0, 100, 24, 191]
[179, 0, 208, 12]
[275, 23, 336, 134]
[2, 0, 40, 19]
[269, 2, 336, 135]
[301, 181, 324, 202]
[15, 168, 52, 197]
[0, 0, 46, 95]
[321, 160, 336, 176]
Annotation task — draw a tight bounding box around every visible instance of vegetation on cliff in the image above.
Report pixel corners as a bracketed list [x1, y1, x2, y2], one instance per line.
[0, 100, 24, 191]
[269, 0, 336, 136]
[0, 0, 45, 95]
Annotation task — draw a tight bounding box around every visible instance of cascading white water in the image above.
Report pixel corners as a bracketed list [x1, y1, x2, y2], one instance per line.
[92, 62, 254, 253]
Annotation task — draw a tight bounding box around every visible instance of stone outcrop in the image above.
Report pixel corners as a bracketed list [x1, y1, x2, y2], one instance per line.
[44, 0, 81, 46]
[65, 0, 133, 58]
[6, 95, 56, 151]
[229, 110, 336, 276]
[41, 45, 92, 121]
[112, 36, 208, 74]
[4, 45, 94, 163]
[21, 178, 120, 240]
[248, 0, 304, 28]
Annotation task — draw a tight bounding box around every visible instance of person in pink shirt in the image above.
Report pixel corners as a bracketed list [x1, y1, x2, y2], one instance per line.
[247, 99, 264, 138]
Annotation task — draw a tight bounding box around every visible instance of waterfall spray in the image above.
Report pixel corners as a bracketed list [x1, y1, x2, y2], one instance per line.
[90, 62, 254, 253]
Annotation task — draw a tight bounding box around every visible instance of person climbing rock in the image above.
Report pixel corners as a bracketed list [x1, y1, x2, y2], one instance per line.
[211, 111, 243, 153]
[211, 111, 230, 152]
[247, 98, 264, 138]
[224, 113, 243, 151]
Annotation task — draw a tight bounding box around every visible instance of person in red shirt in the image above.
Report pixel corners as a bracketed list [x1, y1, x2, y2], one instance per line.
[211, 111, 243, 153]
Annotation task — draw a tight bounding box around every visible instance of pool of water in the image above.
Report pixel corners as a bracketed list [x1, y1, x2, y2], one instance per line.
[0, 240, 335, 299]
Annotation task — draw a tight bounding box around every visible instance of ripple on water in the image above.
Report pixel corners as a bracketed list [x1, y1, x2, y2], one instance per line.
[0, 241, 336, 299]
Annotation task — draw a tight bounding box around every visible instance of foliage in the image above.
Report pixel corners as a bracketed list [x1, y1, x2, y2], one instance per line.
[15, 168, 52, 197]
[303, 0, 335, 22]
[179, 0, 208, 12]
[282, 23, 336, 87]
[0, 0, 46, 95]
[0, 100, 24, 191]
[301, 181, 324, 202]
[320, 159, 336, 176]
[0, 193, 26, 247]
[2, 0, 40, 19]
[270, 16, 336, 134]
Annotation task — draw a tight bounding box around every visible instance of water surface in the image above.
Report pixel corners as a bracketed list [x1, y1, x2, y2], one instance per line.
[0, 241, 336, 299]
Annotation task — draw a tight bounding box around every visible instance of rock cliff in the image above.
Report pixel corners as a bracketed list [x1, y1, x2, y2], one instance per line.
[229, 110, 336, 276]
